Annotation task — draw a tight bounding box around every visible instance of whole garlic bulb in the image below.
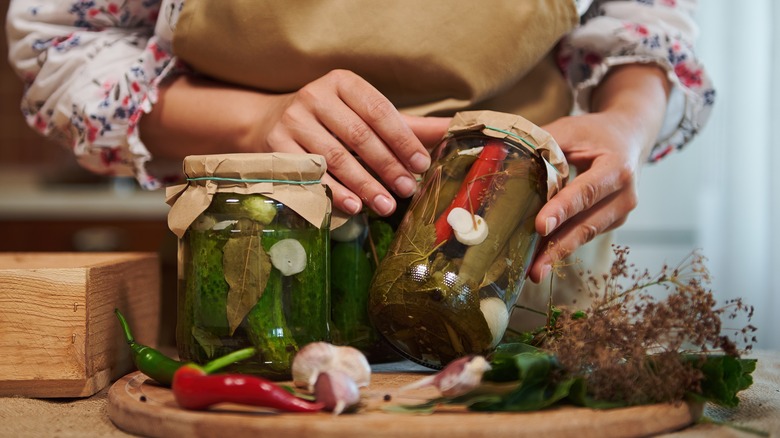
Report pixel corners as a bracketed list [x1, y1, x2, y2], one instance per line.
[292, 342, 337, 390]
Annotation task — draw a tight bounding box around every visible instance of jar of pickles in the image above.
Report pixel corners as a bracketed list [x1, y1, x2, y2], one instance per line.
[166, 153, 332, 379]
[367, 111, 569, 369]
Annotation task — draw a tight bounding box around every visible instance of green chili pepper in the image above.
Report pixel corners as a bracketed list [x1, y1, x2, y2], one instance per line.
[115, 308, 256, 386]
[115, 308, 184, 386]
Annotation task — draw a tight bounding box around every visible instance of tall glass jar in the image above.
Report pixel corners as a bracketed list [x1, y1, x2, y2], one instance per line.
[367, 111, 568, 369]
[166, 153, 331, 379]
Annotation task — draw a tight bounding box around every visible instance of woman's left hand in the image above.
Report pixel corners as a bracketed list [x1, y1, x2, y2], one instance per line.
[528, 111, 645, 283]
[527, 64, 672, 283]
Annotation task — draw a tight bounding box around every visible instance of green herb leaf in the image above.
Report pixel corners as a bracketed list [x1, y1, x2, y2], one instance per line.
[484, 343, 543, 382]
[471, 350, 571, 411]
[685, 354, 757, 407]
[223, 233, 272, 335]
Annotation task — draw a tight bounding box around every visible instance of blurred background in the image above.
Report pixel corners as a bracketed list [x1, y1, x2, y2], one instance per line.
[1, 1, 777, 349]
[0, 0, 176, 345]
[614, 2, 780, 350]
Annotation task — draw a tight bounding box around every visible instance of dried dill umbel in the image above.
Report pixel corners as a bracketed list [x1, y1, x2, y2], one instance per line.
[537, 245, 757, 406]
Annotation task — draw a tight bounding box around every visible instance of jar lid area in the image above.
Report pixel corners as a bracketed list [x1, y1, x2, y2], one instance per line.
[183, 153, 327, 182]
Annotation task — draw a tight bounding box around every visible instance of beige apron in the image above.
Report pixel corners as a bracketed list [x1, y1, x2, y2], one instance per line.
[173, 0, 577, 124]
[172, 0, 610, 330]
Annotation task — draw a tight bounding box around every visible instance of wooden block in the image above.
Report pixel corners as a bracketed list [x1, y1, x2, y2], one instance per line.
[0, 252, 161, 398]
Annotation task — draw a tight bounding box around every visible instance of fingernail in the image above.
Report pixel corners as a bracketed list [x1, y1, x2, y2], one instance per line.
[540, 264, 552, 279]
[394, 176, 418, 198]
[343, 198, 362, 215]
[544, 217, 557, 236]
[409, 152, 431, 173]
[372, 194, 395, 216]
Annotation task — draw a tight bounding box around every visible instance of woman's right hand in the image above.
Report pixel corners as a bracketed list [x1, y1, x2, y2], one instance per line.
[254, 70, 450, 216]
[141, 70, 450, 217]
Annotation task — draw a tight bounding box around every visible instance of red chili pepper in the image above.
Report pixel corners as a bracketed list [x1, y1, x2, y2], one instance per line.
[172, 365, 325, 413]
[434, 139, 508, 244]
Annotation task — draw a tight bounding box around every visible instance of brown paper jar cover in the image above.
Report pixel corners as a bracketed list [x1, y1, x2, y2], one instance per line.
[166, 153, 332, 238]
[447, 110, 569, 199]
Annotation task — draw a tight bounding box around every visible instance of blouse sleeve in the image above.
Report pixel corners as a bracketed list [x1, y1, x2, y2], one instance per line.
[561, 0, 715, 161]
[6, 0, 183, 189]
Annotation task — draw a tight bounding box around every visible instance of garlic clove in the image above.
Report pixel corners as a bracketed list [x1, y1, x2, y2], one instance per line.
[268, 238, 307, 276]
[434, 355, 492, 397]
[211, 219, 238, 231]
[314, 370, 361, 415]
[446, 207, 473, 234]
[397, 355, 491, 398]
[458, 146, 484, 157]
[331, 215, 366, 242]
[447, 207, 489, 246]
[480, 297, 510, 348]
[191, 214, 218, 231]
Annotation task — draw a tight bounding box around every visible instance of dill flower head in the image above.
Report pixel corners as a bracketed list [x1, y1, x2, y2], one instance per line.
[537, 245, 756, 405]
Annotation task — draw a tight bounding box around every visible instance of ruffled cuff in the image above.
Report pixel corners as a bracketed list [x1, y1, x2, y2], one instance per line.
[560, 19, 715, 161]
[125, 54, 187, 190]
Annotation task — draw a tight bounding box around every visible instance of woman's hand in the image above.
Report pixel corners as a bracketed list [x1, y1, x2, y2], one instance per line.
[528, 111, 646, 282]
[259, 70, 450, 216]
[527, 64, 671, 283]
[141, 69, 450, 217]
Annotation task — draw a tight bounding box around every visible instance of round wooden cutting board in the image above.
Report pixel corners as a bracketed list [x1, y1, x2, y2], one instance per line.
[108, 370, 701, 438]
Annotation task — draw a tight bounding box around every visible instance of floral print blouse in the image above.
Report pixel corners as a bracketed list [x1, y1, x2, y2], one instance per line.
[6, 0, 714, 190]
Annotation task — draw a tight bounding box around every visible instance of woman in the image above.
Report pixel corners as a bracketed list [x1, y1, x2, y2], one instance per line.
[6, 0, 713, 317]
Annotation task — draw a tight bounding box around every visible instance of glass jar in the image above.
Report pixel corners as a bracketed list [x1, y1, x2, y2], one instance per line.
[367, 111, 568, 369]
[167, 153, 331, 379]
[329, 211, 400, 363]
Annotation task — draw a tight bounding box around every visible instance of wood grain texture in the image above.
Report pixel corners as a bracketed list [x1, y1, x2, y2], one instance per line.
[108, 371, 702, 438]
[0, 253, 161, 397]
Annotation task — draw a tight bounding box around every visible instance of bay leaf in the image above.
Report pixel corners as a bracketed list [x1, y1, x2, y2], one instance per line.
[191, 325, 223, 359]
[223, 233, 272, 335]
